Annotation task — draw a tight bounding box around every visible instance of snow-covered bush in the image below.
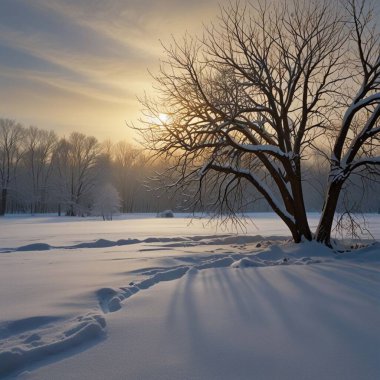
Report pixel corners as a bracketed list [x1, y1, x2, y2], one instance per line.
[92, 183, 121, 220]
[157, 209, 174, 218]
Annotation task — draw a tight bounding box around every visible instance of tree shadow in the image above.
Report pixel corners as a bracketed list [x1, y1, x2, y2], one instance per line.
[164, 263, 380, 379]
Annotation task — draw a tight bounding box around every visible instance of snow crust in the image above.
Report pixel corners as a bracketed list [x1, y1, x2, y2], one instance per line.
[0, 214, 379, 379]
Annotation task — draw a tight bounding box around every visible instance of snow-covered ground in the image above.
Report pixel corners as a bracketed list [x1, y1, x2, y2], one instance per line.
[0, 213, 379, 379]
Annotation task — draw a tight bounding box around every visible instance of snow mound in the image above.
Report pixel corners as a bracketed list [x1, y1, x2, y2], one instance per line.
[156, 210, 174, 218]
[116, 238, 143, 245]
[73, 239, 116, 249]
[0, 313, 106, 377]
[144, 237, 186, 243]
[16, 243, 51, 252]
[231, 258, 265, 268]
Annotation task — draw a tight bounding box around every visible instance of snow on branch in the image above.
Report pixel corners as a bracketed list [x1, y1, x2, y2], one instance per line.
[348, 156, 380, 172]
[233, 143, 292, 158]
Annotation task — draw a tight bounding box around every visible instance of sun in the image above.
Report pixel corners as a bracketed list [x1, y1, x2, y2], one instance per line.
[147, 113, 170, 126]
[158, 113, 169, 124]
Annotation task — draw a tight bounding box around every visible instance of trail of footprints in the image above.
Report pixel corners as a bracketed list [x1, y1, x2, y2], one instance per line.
[96, 252, 323, 314]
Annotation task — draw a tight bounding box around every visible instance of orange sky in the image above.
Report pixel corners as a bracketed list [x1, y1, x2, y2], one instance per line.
[0, 0, 225, 142]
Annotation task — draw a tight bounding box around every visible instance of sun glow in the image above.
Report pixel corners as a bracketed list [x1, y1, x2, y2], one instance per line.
[158, 113, 169, 123]
[149, 113, 170, 126]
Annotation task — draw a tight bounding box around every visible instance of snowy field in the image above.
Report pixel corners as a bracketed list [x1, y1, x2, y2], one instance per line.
[0, 213, 379, 379]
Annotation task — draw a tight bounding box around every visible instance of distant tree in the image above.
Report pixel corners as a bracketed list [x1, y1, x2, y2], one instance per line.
[112, 141, 146, 212]
[22, 126, 57, 213]
[92, 183, 121, 220]
[96, 139, 114, 187]
[134, 0, 380, 246]
[0, 119, 24, 215]
[52, 132, 100, 216]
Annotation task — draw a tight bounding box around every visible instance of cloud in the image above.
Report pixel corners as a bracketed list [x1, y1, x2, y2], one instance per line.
[0, 0, 228, 140]
[0, 12, 149, 137]
[0, 23, 149, 87]
[32, 0, 222, 57]
[0, 69, 137, 141]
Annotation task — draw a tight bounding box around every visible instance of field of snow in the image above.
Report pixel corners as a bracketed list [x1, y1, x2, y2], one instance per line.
[0, 213, 379, 379]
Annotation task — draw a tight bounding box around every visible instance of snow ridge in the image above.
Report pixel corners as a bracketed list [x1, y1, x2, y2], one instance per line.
[0, 313, 106, 377]
[0, 234, 287, 253]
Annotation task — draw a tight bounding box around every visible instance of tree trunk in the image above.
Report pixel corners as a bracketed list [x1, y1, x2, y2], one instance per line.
[290, 227, 302, 243]
[292, 178, 313, 241]
[274, 203, 311, 244]
[315, 181, 343, 246]
[282, 165, 312, 243]
[281, 217, 313, 244]
[0, 188, 7, 216]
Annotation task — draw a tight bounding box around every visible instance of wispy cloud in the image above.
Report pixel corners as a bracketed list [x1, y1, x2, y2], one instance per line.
[0, 23, 149, 91]
[33, 0, 221, 53]
[0, 0, 222, 140]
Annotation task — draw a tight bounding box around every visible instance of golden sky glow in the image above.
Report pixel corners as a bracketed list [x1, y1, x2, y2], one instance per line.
[0, 0, 225, 141]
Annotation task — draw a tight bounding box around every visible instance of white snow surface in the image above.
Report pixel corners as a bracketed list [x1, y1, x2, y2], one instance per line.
[0, 213, 379, 379]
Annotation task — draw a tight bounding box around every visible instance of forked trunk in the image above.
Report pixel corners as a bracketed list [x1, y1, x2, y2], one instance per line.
[283, 217, 312, 244]
[277, 199, 312, 244]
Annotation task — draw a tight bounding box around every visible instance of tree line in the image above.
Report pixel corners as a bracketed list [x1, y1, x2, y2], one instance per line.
[1, 117, 378, 220]
[0, 118, 178, 216]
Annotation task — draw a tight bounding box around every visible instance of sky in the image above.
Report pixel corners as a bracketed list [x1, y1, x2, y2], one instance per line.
[0, 0, 223, 141]
[1, 1, 378, 142]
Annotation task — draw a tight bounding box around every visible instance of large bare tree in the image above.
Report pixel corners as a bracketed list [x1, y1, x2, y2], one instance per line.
[134, 0, 380, 246]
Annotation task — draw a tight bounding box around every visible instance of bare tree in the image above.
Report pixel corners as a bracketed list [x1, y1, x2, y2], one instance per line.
[134, 0, 380, 246]
[134, 0, 348, 243]
[112, 141, 146, 212]
[52, 132, 100, 216]
[315, 0, 380, 245]
[22, 126, 57, 213]
[0, 119, 24, 215]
